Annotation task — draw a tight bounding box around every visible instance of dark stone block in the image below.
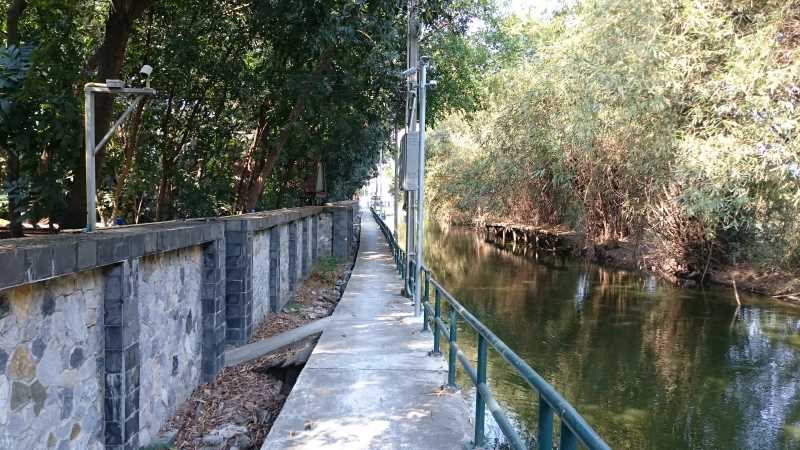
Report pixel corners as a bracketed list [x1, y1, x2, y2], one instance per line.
[76, 240, 97, 270]
[204, 267, 220, 283]
[30, 379, 47, 415]
[142, 231, 158, 254]
[104, 301, 122, 326]
[106, 326, 123, 351]
[10, 381, 31, 410]
[124, 365, 139, 390]
[105, 421, 123, 445]
[127, 234, 145, 258]
[172, 355, 179, 376]
[106, 372, 124, 397]
[52, 244, 76, 276]
[124, 344, 139, 369]
[31, 337, 45, 359]
[25, 247, 53, 281]
[0, 348, 7, 373]
[124, 431, 139, 450]
[0, 250, 26, 288]
[186, 311, 193, 334]
[226, 302, 241, 317]
[124, 388, 139, 415]
[105, 351, 122, 373]
[201, 298, 217, 315]
[59, 387, 73, 420]
[105, 395, 120, 421]
[0, 294, 10, 320]
[97, 239, 130, 266]
[104, 273, 123, 301]
[69, 347, 84, 369]
[41, 294, 55, 317]
[226, 328, 244, 343]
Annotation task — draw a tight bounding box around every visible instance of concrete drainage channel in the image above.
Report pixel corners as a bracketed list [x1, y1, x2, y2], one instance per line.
[149, 222, 360, 450]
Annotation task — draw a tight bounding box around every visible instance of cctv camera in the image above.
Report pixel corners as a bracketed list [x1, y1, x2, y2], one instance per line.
[140, 65, 153, 77]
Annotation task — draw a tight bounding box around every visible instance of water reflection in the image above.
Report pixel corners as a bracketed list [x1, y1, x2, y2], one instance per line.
[420, 222, 800, 450]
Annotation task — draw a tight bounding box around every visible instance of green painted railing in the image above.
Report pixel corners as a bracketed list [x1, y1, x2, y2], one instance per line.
[371, 208, 611, 450]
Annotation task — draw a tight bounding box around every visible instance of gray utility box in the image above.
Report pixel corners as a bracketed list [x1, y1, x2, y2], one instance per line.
[400, 131, 420, 191]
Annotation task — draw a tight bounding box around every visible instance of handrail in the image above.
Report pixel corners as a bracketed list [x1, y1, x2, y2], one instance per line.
[370, 208, 611, 450]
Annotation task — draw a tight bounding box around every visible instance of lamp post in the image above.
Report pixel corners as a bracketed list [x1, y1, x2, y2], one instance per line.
[84, 66, 155, 231]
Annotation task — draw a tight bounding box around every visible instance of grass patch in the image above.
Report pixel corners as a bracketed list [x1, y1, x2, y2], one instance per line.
[311, 256, 340, 283]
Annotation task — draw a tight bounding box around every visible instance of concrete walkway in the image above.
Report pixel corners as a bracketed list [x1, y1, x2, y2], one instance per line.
[261, 209, 471, 450]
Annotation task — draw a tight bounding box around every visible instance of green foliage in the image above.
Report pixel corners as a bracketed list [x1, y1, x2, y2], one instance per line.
[427, 0, 800, 268]
[0, 0, 485, 229]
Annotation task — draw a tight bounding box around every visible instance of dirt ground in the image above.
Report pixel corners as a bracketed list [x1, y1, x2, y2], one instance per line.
[159, 258, 352, 450]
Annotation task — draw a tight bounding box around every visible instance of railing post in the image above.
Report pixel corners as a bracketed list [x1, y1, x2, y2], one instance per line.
[559, 421, 577, 450]
[422, 272, 430, 331]
[432, 288, 441, 356]
[474, 335, 487, 448]
[537, 397, 553, 450]
[448, 308, 457, 388]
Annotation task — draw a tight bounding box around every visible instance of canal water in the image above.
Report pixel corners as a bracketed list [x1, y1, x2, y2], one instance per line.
[414, 221, 800, 450]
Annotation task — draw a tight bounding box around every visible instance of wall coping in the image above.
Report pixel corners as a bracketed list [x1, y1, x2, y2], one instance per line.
[0, 202, 359, 292]
[221, 207, 324, 233]
[221, 201, 357, 233]
[0, 219, 224, 292]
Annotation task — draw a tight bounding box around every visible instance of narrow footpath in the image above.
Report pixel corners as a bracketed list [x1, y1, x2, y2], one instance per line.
[262, 209, 471, 449]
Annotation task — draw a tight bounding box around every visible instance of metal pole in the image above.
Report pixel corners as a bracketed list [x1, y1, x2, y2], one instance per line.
[404, 0, 419, 298]
[475, 335, 488, 447]
[413, 58, 429, 316]
[394, 130, 400, 238]
[84, 91, 96, 231]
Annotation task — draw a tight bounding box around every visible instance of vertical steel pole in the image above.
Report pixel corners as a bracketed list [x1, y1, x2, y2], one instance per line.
[404, 0, 419, 302]
[448, 309, 457, 387]
[433, 288, 441, 355]
[559, 422, 577, 450]
[394, 130, 400, 239]
[475, 335, 487, 447]
[538, 397, 553, 450]
[413, 59, 429, 317]
[84, 91, 96, 231]
[422, 271, 429, 331]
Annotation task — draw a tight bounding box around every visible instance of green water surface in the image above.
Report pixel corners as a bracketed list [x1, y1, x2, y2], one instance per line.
[417, 222, 800, 450]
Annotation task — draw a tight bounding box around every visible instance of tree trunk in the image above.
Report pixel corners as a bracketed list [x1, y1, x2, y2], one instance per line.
[235, 47, 334, 212]
[61, 0, 154, 229]
[111, 98, 147, 221]
[5, 0, 27, 238]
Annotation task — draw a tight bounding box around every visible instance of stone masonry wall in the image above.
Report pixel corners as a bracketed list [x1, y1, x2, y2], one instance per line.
[137, 246, 203, 446]
[0, 203, 357, 449]
[0, 269, 105, 450]
[251, 231, 270, 325]
[318, 213, 333, 258]
[278, 224, 290, 310]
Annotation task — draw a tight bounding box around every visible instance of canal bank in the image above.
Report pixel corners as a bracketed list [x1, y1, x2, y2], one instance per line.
[482, 221, 800, 302]
[416, 220, 800, 450]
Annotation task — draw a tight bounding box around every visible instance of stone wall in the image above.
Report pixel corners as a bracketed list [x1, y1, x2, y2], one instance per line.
[0, 202, 358, 449]
[251, 232, 270, 325]
[220, 205, 356, 347]
[0, 269, 105, 450]
[137, 247, 203, 445]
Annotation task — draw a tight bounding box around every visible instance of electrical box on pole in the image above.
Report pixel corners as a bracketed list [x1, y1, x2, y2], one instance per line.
[400, 131, 420, 191]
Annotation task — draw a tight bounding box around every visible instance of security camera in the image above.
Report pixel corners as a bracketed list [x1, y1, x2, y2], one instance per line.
[427, 80, 438, 89]
[140, 65, 153, 88]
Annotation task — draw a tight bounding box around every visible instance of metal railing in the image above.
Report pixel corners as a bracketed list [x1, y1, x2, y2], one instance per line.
[371, 208, 611, 450]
